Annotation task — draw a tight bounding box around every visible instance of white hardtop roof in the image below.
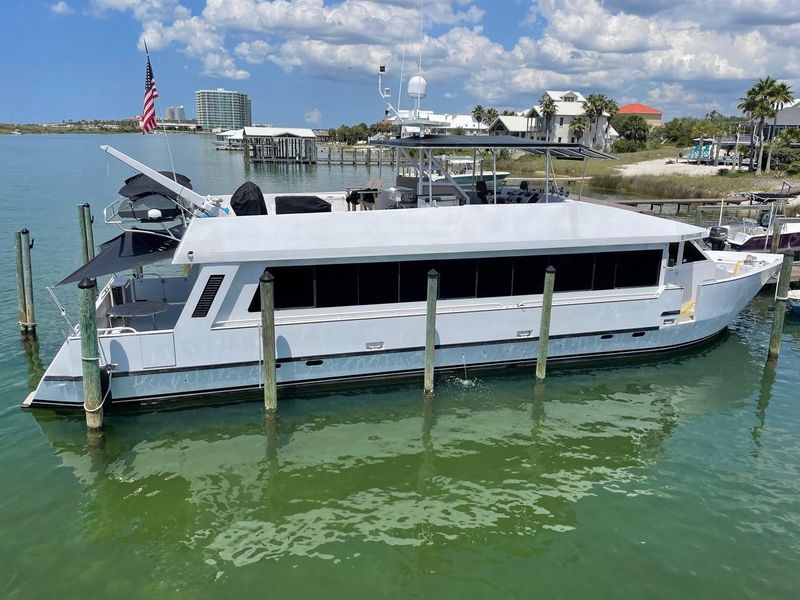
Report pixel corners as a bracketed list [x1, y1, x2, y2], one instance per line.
[489, 115, 529, 132]
[173, 201, 704, 265]
[244, 126, 316, 138]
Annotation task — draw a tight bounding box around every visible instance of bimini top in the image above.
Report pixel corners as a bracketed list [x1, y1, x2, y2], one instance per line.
[373, 135, 615, 160]
[172, 201, 703, 266]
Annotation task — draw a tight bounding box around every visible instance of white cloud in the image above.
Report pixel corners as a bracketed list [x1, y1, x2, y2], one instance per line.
[51, 1, 74, 14]
[304, 108, 322, 125]
[84, 0, 800, 116]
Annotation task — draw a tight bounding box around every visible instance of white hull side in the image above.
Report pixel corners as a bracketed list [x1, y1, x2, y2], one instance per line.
[29, 259, 775, 409]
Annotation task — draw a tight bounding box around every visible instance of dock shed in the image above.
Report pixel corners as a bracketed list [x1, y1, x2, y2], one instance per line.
[243, 127, 318, 163]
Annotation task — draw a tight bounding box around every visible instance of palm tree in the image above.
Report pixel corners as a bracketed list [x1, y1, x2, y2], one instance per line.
[539, 96, 557, 142]
[472, 105, 485, 127]
[602, 98, 619, 150]
[584, 94, 607, 149]
[693, 122, 711, 165]
[739, 77, 779, 174]
[570, 114, 588, 144]
[765, 81, 794, 173]
[484, 107, 499, 126]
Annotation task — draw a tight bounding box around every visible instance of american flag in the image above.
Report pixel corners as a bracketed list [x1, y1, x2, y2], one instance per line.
[140, 52, 158, 133]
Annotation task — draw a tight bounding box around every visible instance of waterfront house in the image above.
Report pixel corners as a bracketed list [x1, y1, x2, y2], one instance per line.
[618, 103, 663, 129]
[242, 126, 318, 163]
[487, 116, 532, 138]
[524, 91, 618, 147]
[764, 100, 800, 140]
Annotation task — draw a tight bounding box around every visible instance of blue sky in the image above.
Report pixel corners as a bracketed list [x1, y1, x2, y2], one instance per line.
[2, 0, 798, 126]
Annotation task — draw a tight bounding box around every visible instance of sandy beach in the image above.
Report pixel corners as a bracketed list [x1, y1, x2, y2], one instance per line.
[616, 158, 732, 177]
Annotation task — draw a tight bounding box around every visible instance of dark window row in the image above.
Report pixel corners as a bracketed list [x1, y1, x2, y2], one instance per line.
[248, 250, 664, 312]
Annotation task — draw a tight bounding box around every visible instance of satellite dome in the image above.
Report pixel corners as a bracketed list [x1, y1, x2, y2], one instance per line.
[408, 75, 427, 99]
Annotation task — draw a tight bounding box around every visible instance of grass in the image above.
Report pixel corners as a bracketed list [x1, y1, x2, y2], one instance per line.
[497, 145, 794, 199]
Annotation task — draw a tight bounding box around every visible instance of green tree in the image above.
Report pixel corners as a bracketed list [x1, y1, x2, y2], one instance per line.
[765, 81, 794, 173]
[602, 98, 619, 150]
[617, 115, 649, 143]
[539, 96, 558, 142]
[484, 107, 499, 125]
[583, 94, 608, 149]
[471, 105, 485, 126]
[570, 114, 588, 144]
[739, 77, 779, 174]
[693, 121, 714, 165]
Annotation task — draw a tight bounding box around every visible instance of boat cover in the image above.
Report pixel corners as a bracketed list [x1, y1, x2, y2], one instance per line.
[117, 194, 184, 220]
[58, 228, 181, 285]
[118, 171, 192, 200]
[231, 181, 268, 216]
[275, 195, 332, 214]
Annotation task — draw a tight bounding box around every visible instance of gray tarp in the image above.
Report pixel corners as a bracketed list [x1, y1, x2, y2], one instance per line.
[58, 229, 181, 285]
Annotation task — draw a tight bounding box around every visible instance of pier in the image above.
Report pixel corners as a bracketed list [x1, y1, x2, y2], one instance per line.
[318, 145, 394, 166]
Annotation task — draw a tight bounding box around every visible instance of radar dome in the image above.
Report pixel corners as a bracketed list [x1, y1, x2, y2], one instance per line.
[408, 75, 427, 99]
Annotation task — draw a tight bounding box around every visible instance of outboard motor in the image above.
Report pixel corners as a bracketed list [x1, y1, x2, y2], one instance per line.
[707, 226, 728, 250]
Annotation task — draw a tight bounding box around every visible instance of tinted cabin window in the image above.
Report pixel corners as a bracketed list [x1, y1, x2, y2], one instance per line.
[682, 242, 707, 263]
[359, 262, 398, 305]
[399, 260, 434, 302]
[614, 250, 662, 287]
[439, 259, 477, 299]
[316, 264, 358, 308]
[549, 254, 593, 292]
[512, 255, 548, 295]
[593, 253, 616, 290]
[668, 242, 679, 266]
[248, 266, 314, 311]
[477, 257, 513, 298]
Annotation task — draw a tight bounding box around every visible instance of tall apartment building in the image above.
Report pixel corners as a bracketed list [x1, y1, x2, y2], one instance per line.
[195, 88, 252, 130]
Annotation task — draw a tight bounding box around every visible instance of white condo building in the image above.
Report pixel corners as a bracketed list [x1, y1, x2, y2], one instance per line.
[195, 88, 252, 131]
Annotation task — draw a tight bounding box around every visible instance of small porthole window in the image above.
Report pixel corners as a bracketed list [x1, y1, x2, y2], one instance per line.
[632, 331, 645, 338]
[305, 359, 323, 366]
[600, 334, 613, 340]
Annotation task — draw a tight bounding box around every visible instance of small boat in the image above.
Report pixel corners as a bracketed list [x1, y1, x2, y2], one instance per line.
[705, 193, 800, 252]
[430, 157, 510, 185]
[11, 129, 23, 135]
[788, 290, 800, 315]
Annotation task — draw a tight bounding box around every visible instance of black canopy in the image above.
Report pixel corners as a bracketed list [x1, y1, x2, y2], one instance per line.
[58, 228, 181, 285]
[275, 195, 332, 214]
[373, 135, 615, 160]
[231, 181, 268, 216]
[119, 171, 192, 200]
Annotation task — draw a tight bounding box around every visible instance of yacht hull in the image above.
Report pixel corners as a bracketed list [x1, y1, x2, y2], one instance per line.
[28, 255, 777, 409]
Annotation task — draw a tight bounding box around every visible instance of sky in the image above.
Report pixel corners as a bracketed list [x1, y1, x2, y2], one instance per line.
[1, 0, 799, 126]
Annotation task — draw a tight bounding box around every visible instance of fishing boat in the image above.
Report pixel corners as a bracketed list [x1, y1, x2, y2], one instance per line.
[704, 193, 800, 252]
[24, 136, 783, 410]
[429, 157, 509, 186]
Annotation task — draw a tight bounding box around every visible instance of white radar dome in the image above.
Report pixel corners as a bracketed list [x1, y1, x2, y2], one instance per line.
[407, 75, 427, 99]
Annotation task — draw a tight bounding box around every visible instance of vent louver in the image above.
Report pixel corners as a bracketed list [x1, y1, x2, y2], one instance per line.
[191, 275, 225, 318]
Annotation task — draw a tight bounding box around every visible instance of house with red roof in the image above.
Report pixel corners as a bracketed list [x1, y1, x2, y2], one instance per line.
[618, 103, 663, 129]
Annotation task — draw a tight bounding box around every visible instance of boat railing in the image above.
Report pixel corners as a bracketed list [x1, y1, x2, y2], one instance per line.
[98, 326, 139, 337]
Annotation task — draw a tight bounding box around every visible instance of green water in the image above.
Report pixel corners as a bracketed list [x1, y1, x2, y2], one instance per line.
[2, 135, 800, 599]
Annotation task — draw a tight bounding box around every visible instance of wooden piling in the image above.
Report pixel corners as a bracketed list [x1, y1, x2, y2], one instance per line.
[82, 203, 95, 260]
[260, 270, 277, 413]
[14, 231, 27, 333]
[694, 207, 703, 227]
[535, 266, 556, 381]
[768, 250, 794, 361]
[770, 217, 783, 254]
[424, 269, 439, 394]
[79, 277, 103, 429]
[78, 204, 90, 264]
[20, 229, 35, 333]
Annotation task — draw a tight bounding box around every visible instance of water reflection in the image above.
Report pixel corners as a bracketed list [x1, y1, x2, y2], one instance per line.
[21, 333, 44, 391]
[29, 324, 769, 570]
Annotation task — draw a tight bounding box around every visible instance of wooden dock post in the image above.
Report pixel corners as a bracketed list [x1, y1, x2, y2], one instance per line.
[424, 269, 439, 394]
[79, 277, 103, 429]
[260, 270, 278, 414]
[14, 231, 27, 333]
[78, 204, 90, 264]
[694, 207, 703, 227]
[20, 229, 35, 334]
[243, 133, 250, 167]
[768, 250, 794, 361]
[770, 217, 783, 254]
[536, 266, 556, 381]
[82, 203, 95, 261]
